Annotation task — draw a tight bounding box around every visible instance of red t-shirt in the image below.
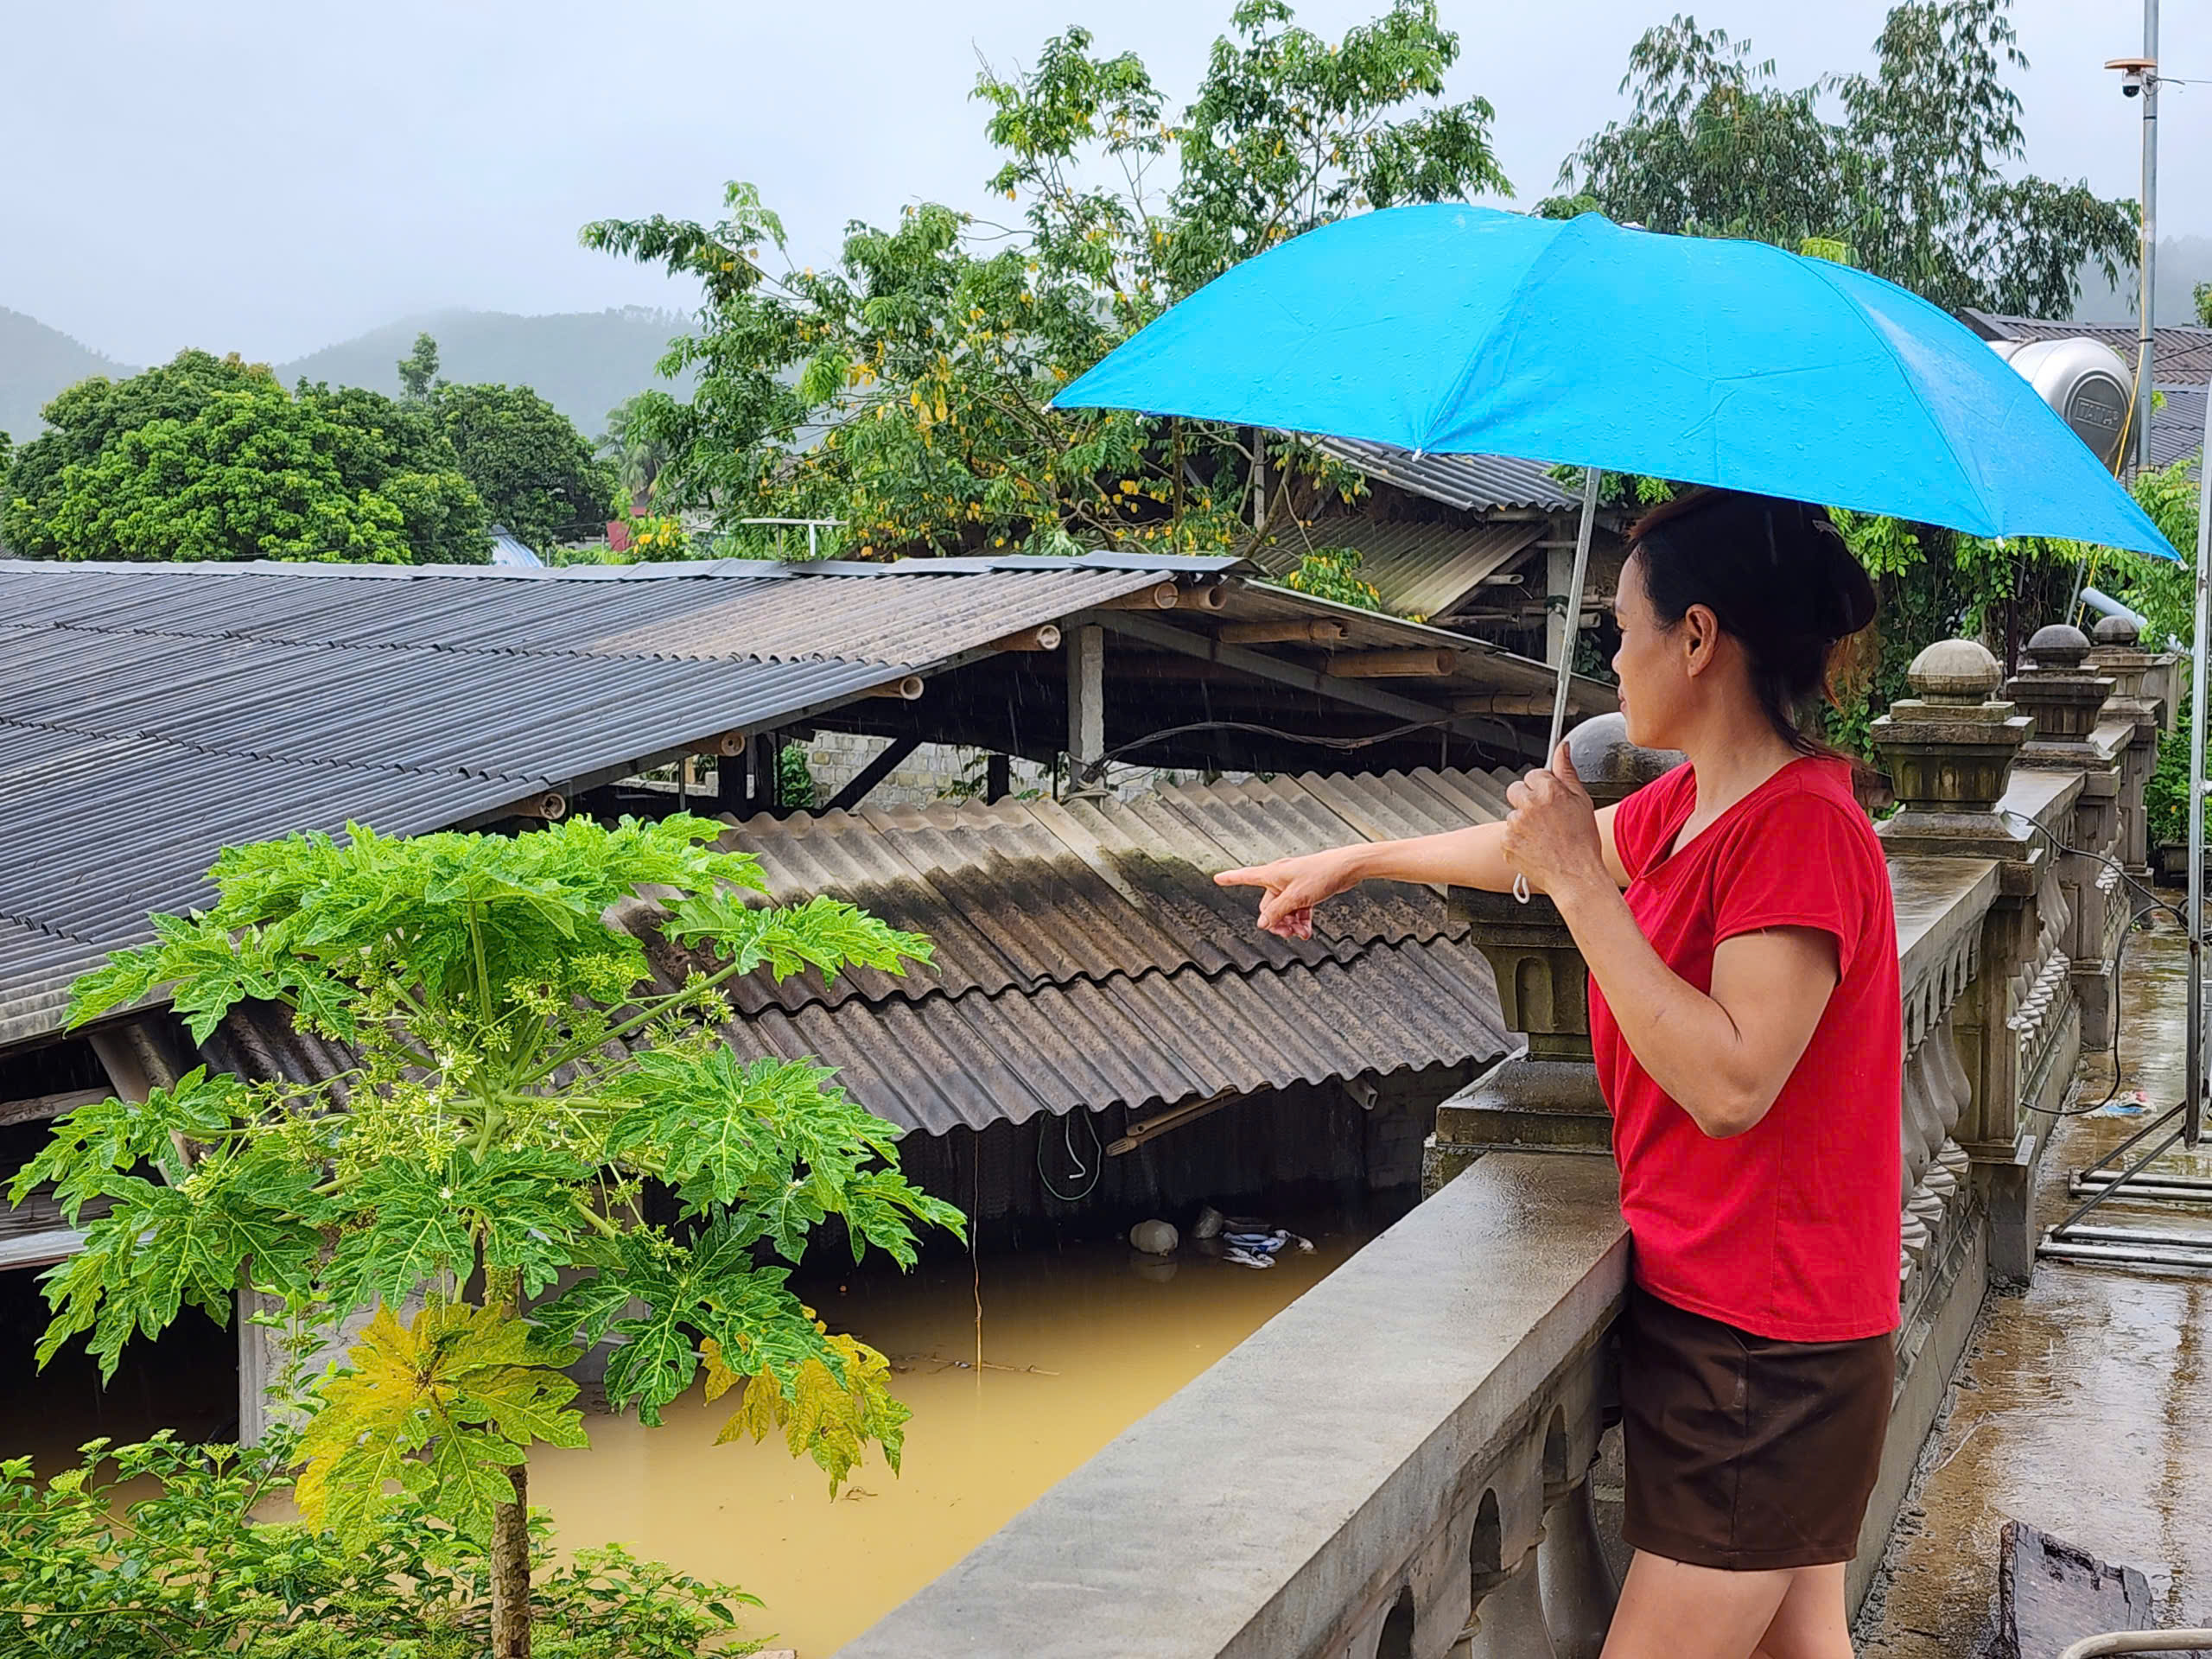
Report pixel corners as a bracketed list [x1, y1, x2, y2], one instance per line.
[1589, 756, 1901, 1342]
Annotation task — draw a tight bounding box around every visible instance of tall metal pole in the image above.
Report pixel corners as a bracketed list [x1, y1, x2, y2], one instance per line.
[2134, 0, 2159, 474]
[2187, 344, 2212, 1148]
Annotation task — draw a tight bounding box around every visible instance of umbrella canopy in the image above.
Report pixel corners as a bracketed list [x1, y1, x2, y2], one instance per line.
[1053, 205, 2176, 560]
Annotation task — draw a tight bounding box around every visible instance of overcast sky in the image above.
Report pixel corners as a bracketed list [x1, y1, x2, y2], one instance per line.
[6, 0, 2204, 365]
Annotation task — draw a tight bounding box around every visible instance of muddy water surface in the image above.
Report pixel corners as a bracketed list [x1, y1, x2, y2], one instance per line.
[530, 1217, 1386, 1656]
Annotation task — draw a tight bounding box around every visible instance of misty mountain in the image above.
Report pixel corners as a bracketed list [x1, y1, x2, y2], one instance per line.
[275, 307, 696, 435]
[2073, 236, 2212, 331]
[0, 308, 137, 440]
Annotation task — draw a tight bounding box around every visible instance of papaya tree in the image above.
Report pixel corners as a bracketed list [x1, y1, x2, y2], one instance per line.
[10, 813, 963, 1659]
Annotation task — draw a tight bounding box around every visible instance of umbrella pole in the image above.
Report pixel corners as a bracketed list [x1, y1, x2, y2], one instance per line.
[2187, 373, 2212, 1148]
[1547, 469, 1605, 760]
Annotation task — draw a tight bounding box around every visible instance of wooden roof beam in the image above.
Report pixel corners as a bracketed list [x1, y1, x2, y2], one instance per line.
[1084, 609, 1544, 760]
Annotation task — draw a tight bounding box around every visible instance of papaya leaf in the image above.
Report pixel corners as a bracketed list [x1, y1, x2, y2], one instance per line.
[717, 1333, 910, 1495]
[297, 1301, 586, 1548]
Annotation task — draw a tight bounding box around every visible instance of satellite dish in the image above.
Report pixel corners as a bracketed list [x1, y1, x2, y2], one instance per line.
[1987, 337, 2134, 468]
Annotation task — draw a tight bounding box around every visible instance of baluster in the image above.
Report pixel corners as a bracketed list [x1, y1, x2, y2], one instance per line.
[1454, 1541, 1558, 1659]
[1536, 1475, 1616, 1659]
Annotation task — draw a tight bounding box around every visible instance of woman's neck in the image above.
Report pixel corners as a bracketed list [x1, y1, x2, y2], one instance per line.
[1679, 704, 1804, 823]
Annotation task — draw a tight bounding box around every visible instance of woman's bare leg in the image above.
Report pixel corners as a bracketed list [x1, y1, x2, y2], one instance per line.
[1751, 1562, 1853, 1659]
[1599, 1552, 1795, 1659]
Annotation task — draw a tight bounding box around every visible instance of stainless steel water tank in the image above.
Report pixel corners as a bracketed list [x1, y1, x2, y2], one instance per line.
[1986, 336, 2134, 467]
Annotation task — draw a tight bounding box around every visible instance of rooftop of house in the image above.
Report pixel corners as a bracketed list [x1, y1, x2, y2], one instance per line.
[0, 551, 1608, 1052]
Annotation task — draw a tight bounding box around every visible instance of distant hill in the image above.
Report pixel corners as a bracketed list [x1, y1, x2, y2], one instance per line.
[2073, 236, 2212, 330]
[0, 308, 137, 440]
[276, 307, 696, 435]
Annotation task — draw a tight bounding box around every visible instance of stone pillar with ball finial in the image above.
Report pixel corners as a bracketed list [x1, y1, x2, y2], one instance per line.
[1422, 713, 1682, 1193]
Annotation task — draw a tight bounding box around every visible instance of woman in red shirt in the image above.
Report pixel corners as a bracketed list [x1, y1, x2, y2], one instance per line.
[1219, 488, 1895, 1659]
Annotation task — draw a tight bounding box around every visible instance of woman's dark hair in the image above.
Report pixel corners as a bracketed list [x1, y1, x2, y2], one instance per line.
[1627, 487, 1878, 754]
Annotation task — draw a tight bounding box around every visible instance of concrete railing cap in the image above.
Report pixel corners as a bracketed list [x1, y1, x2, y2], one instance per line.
[1908, 638, 2002, 702]
[1567, 711, 1684, 789]
[2025, 622, 2092, 669]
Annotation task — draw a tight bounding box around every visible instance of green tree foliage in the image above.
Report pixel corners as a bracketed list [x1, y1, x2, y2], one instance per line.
[2111, 460, 2201, 848]
[0, 1432, 764, 1656]
[2196, 280, 2211, 329]
[1545, 1, 2158, 764]
[1, 352, 490, 564]
[1548, 1, 2136, 317]
[429, 380, 618, 552]
[601, 394, 672, 511]
[580, 0, 1506, 556]
[1281, 547, 1382, 610]
[15, 815, 963, 1652]
[400, 331, 442, 401]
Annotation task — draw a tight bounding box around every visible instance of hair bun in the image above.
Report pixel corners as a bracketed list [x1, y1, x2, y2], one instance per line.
[1805, 511, 1877, 640]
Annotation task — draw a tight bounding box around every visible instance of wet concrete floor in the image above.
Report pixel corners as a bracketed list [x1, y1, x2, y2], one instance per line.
[1858, 915, 2212, 1653]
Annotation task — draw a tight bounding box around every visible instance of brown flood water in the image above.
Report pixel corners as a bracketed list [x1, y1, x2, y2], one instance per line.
[532, 1218, 1382, 1656]
[0, 1212, 1386, 1657]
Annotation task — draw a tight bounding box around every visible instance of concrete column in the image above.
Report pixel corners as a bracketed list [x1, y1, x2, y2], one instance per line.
[2005, 626, 2123, 1052]
[1872, 639, 2068, 1284]
[1425, 715, 1680, 1189]
[1066, 623, 1106, 799]
[2088, 613, 2164, 876]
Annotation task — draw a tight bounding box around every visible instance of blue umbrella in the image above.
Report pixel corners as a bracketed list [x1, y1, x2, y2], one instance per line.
[1054, 203, 2188, 908]
[1053, 205, 2175, 559]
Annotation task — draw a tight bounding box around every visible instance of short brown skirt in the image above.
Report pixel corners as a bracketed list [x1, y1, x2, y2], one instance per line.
[1620, 1283, 1894, 1571]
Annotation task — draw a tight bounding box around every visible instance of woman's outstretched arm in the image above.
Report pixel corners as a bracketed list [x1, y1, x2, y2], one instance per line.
[1214, 804, 1629, 940]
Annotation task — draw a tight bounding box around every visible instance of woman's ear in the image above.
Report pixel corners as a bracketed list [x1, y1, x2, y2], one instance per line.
[1681, 602, 1721, 678]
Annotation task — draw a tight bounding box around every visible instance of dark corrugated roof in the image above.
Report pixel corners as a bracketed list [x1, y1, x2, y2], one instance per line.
[1239, 519, 1542, 618]
[200, 768, 1512, 1138]
[2151, 385, 2205, 474]
[719, 938, 1502, 1134]
[0, 554, 1238, 1049]
[1311, 435, 1579, 512]
[1963, 311, 2212, 385]
[625, 769, 1514, 1133]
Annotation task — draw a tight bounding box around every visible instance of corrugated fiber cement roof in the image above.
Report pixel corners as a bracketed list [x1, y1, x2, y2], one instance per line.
[202, 768, 1514, 1137]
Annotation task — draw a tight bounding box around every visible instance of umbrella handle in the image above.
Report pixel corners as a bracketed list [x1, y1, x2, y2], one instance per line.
[1512, 872, 1531, 905]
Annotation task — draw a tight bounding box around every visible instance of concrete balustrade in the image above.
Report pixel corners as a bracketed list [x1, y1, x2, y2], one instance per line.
[837, 1154, 1629, 1659]
[838, 626, 2177, 1654]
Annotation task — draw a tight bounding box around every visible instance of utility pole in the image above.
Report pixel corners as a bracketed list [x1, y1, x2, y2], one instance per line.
[2114, 3, 2160, 473]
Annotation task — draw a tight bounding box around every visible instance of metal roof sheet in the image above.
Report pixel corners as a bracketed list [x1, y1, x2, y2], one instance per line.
[717, 938, 1505, 1133]
[2151, 385, 2205, 474]
[1310, 435, 1580, 512]
[1239, 519, 1543, 618]
[0, 554, 1236, 1049]
[1964, 311, 2212, 385]
[664, 768, 1511, 1130]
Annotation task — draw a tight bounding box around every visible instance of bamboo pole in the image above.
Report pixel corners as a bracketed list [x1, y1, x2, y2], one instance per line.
[1325, 648, 1460, 678]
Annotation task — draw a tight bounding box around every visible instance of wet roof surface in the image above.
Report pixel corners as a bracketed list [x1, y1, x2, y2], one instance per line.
[654, 770, 1514, 1131]
[0, 554, 1233, 1049]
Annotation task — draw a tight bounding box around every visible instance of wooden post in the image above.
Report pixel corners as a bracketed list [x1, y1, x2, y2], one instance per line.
[1067, 624, 1106, 798]
[986, 752, 1011, 804]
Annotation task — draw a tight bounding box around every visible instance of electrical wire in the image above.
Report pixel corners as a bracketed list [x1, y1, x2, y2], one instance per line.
[1091, 711, 1523, 770]
[1999, 808, 2188, 1117]
[1036, 1109, 1104, 1203]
